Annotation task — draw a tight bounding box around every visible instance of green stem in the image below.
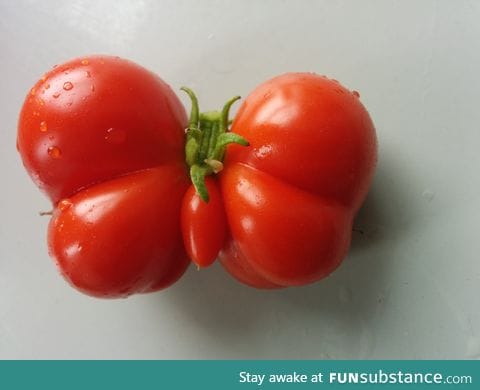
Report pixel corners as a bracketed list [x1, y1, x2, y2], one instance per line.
[190, 164, 211, 202]
[212, 132, 249, 161]
[180, 87, 199, 131]
[181, 88, 249, 202]
[198, 115, 213, 162]
[220, 96, 241, 134]
[182, 87, 202, 167]
[207, 120, 220, 157]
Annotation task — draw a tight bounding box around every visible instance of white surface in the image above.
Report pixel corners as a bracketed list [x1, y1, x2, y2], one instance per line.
[1, 0, 480, 359]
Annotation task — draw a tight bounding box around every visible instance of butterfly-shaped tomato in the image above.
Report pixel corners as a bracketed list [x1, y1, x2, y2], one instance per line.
[19, 57, 377, 297]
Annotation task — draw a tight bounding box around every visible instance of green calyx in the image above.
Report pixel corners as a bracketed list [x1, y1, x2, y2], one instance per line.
[181, 87, 249, 202]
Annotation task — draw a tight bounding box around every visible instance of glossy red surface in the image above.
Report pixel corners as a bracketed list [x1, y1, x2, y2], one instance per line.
[18, 56, 190, 297]
[219, 73, 377, 288]
[18, 55, 186, 203]
[181, 177, 227, 267]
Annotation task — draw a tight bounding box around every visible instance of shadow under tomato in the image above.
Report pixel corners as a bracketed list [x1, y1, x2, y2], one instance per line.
[159, 149, 412, 358]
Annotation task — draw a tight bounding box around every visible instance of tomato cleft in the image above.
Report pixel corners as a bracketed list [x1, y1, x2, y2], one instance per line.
[179, 88, 250, 269]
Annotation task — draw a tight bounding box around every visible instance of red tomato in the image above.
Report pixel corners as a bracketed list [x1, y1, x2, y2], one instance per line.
[217, 73, 377, 287]
[18, 56, 190, 297]
[181, 177, 227, 268]
[19, 59, 377, 296]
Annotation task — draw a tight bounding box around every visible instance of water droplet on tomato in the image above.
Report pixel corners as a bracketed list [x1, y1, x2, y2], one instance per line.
[30, 88, 36, 96]
[66, 101, 73, 107]
[44, 83, 50, 90]
[255, 145, 272, 158]
[81, 59, 89, 65]
[41, 75, 47, 82]
[48, 135, 54, 140]
[352, 90, 360, 98]
[90, 84, 95, 92]
[36, 98, 45, 106]
[47, 146, 62, 159]
[58, 199, 72, 211]
[104, 128, 127, 144]
[64, 242, 83, 258]
[86, 70, 91, 78]
[39, 121, 48, 132]
[52, 91, 61, 98]
[63, 81, 73, 91]
[32, 111, 40, 117]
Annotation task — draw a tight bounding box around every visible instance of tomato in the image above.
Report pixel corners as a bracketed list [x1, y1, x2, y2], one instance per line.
[181, 177, 227, 268]
[17, 56, 190, 297]
[18, 58, 377, 296]
[216, 73, 377, 287]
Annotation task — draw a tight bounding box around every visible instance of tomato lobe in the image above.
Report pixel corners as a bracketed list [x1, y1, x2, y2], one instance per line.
[181, 178, 227, 267]
[18, 55, 187, 204]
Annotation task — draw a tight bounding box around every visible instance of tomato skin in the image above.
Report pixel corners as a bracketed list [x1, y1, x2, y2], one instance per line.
[219, 239, 282, 289]
[220, 163, 352, 286]
[225, 73, 377, 212]
[219, 73, 377, 288]
[181, 178, 227, 267]
[48, 165, 190, 298]
[18, 55, 186, 204]
[18, 55, 191, 297]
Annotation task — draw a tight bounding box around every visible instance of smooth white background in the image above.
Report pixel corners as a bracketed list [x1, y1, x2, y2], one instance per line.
[1, 0, 479, 359]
